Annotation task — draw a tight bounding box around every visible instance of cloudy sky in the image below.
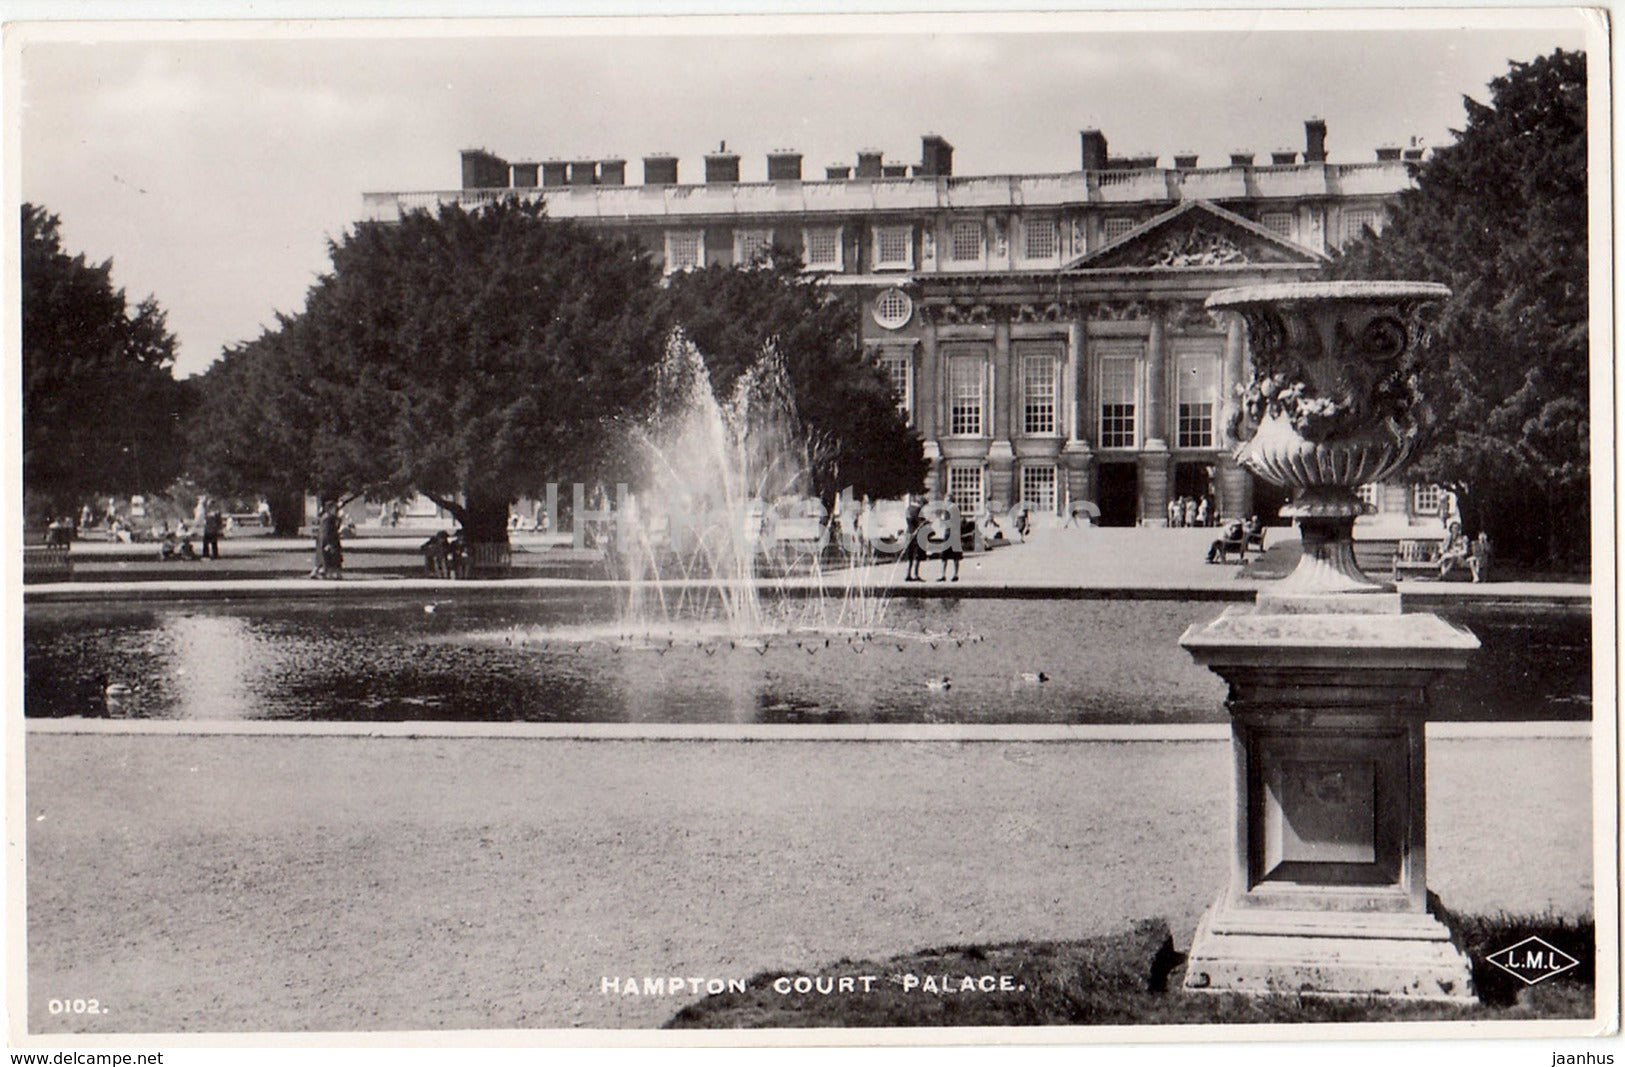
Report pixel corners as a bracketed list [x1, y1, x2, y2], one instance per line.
[12, 9, 1592, 378]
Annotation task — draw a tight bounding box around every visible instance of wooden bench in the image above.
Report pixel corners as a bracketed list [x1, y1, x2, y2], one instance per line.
[465, 541, 512, 577]
[23, 544, 72, 583]
[1391, 538, 1443, 581]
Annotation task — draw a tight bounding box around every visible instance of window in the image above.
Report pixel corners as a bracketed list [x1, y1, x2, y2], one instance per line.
[1022, 217, 1059, 260]
[804, 227, 843, 270]
[1356, 484, 1382, 512]
[1260, 211, 1294, 238]
[873, 225, 913, 269]
[948, 466, 985, 514]
[1021, 465, 1059, 515]
[948, 356, 985, 436]
[949, 220, 984, 263]
[1413, 484, 1441, 514]
[1103, 217, 1135, 242]
[1341, 209, 1382, 245]
[664, 231, 703, 274]
[872, 288, 914, 330]
[878, 351, 912, 420]
[1097, 343, 1140, 449]
[1175, 343, 1221, 449]
[734, 228, 773, 265]
[1021, 352, 1059, 436]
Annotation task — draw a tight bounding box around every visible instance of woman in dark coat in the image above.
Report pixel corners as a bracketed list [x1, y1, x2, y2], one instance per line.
[315, 501, 343, 579]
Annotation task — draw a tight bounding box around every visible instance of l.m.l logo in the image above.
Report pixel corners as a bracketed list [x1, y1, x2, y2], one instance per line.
[1486, 937, 1581, 985]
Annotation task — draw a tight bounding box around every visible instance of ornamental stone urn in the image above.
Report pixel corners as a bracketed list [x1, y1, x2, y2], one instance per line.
[1179, 282, 1481, 1001]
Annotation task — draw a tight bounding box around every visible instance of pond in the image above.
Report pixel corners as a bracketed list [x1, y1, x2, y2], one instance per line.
[23, 592, 1591, 726]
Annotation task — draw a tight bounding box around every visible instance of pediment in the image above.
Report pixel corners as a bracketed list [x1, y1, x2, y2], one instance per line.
[1066, 200, 1328, 271]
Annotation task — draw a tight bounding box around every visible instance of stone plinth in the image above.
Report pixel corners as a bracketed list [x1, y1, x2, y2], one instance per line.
[1178, 597, 1480, 1001]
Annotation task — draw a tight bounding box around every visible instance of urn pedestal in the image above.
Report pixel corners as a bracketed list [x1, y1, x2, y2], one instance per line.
[1180, 282, 1479, 1001]
[1181, 598, 1478, 1000]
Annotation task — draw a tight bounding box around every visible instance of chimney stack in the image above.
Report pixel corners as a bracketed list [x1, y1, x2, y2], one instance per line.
[598, 159, 626, 186]
[1173, 152, 1199, 170]
[919, 134, 955, 177]
[856, 150, 884, 179]
[511, 162, 539, 188]
[1402, 146, 1425, 162]
[767, 150, 803, 181]
[569, 160, 597, 186]
[825, 164, 852, 180]
[1270, 150, 1298, 166]
[1304, 118, 1328, 163]
[1080, 129, 1109, 171]
[1375, 146, 1402, 162]
[643, 153, 679, 185]
[541, 160, 570, 187]
[704, 142, 740, 183]
[1229, 151, 1255, 167]
[460, 149, 511, 190]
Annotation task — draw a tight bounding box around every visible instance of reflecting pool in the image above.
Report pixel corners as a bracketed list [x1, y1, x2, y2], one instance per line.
[23, 593, 1590, 725]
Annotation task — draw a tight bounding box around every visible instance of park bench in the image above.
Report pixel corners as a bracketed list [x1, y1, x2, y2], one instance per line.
[465, 541, 512, 577]
[1391, 538, 1443, 581]
[1206, 522, 1267, 565]
[23, 544, 72, 583]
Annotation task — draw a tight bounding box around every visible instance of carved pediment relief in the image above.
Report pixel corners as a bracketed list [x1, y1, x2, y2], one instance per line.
[1068, 200, 1327, 272]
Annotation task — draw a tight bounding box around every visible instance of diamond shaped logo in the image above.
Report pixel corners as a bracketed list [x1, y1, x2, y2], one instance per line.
[1486, 936, 1581, 985]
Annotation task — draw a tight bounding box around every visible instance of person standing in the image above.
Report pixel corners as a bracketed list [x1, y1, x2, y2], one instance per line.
[202, 509, 223, 560]
[319, 501, 344, 579]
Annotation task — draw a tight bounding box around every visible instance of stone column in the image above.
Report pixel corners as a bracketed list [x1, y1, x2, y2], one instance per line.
[1064, 320, 1083, 443]
[1214, 311, 1251, 520]
[992, 318, 1012, 441]
[918, 324, 939, 441]
[1139, 448, 1170, 527]
[1145, 312, 1168, 449]
[988, 318, 1015, 509]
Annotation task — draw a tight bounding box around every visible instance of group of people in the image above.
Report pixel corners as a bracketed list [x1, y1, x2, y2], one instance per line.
[1439, 520, 1492, 583]
[1167, 494, 1217, 528]
[419, 529, 471, 579]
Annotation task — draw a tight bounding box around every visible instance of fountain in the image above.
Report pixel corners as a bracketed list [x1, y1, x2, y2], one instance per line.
[611, 329, 905, 645]
[1179, 281, 1482, 1001]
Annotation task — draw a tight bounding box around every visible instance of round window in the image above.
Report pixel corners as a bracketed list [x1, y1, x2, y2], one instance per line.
[872, 288, 914, 330]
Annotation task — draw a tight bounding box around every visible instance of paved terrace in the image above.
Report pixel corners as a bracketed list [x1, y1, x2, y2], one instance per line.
[23, 522, 1592, 606]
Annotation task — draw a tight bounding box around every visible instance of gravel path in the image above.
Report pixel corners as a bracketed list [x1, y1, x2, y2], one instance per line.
[24, 733, 1593, 1035]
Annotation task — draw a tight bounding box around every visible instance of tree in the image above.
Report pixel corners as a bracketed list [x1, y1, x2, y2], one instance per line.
[190, 199, 671, 542]
[657, 249, 927, 505]
[1326, 49, 1589, 567]
[21, 203, 190, 521]
[186, 319, 318, 534]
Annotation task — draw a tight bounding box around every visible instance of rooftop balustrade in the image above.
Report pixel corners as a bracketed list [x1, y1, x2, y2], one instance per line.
[362, 160, 1411, 224]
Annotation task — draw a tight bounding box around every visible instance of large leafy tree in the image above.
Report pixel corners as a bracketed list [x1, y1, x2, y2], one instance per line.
[658, 249, 926, 504]
[1328, 49, 1589, 567]
[191, 199, 670, 541]
[186, 318, 320, 534]
[21, 203, 190, 521]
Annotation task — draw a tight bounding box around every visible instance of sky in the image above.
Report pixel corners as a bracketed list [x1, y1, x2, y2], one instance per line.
[10, 9, 1594, 379]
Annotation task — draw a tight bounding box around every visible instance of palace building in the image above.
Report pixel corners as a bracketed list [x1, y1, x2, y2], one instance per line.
[363, 121, 1437, 526]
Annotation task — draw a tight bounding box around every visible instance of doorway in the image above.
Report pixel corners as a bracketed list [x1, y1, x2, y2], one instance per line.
[1097, 463, 1140, 527]
[1250, 474, 1294, 526]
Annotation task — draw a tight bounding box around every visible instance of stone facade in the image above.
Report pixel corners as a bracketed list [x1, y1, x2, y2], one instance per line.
[365, 123, 1437, 525]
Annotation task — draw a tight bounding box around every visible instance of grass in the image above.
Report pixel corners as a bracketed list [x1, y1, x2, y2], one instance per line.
[665, 912, 1596, 1028]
